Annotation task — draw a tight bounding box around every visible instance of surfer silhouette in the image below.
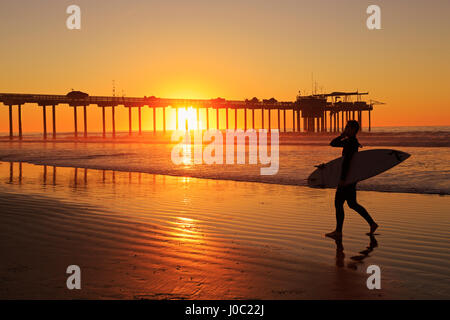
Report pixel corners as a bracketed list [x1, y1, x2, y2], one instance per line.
[326, 120, 378, 239]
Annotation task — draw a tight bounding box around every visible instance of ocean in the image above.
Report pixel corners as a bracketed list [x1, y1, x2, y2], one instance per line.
[0, 126, 449, 195]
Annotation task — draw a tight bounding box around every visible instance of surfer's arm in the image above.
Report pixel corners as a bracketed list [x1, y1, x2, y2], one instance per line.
[330, 134, 345, 147]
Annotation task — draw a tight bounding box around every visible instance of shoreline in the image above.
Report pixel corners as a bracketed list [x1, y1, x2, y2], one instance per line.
[0, 160, 448, 196]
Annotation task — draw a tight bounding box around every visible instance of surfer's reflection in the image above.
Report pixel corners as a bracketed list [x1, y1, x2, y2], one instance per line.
[331, 235, 378, 269]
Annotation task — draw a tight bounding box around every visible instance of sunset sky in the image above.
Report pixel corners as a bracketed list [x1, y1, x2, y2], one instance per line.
[0, 0, 449, 132]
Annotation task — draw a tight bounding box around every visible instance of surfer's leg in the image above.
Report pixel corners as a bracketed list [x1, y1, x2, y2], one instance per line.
[346, 185, 377, 230]
[326, 188, 345, 238]
[334, 188, 345, 233]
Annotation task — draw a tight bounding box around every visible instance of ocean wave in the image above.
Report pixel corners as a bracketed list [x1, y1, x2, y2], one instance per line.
[1, 138, 449, 196]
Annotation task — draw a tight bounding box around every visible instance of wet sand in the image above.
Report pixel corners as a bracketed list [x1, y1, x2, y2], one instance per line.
[0, 162, 449, 299]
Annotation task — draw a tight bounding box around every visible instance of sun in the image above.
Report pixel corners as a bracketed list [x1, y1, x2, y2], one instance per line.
[178, 107, 202, 130]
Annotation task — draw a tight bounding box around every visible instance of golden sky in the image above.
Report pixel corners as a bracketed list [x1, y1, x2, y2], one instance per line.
[0, 0, 449, 132]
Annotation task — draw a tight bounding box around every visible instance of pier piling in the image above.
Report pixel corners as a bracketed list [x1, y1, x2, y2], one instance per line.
[139, 107, 143, 135]
[18, 104, 23, 140]
[277, 109, 280, 131]
[163, 107, 166, 133]
[42, 105, 47, 139]
[102, 107, 106, 138]
[52, 105, 56, 139]
[244, 108, 247, 131]
[9, 105, 13, 139]
[73, 107, 78, 138]
[226, 108, 229, 130]
[112, 106, 116, 138]
[216, 108, 219, 129]
[261, 108, 264, 130]
[197, 108, 200, 130]
[268, 109, 271, 130]
[252, 109, 255, 129]
[83, 106, 87, 138]
[128, 107, 132, 136]
[152, 107, 155, 134]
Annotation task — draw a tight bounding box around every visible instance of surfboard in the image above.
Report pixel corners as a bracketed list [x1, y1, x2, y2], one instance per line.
[307, 149, 410, 188]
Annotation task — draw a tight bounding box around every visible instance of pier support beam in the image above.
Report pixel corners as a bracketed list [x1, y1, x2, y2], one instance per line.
[112, 106, 116, 138]
[43, 105, 47, 140]
[261, 108, 264, 130]
[278, 109, 280, 131]
[102, 107, 106, 138]
[152, 107, 156, 134]
[52, 105, 56, 139]
[128, 107, 132, 136]
[252, 109, 255, 129]
[283, 109, 286, 132]
[235, 108, 237, 130]
[176, 108, 179, 130]
[268, 109, 271, 130]
[139, 107, 143, 135]
[18, 104, 23, 140]
[292, 110, 295, 132]
[244, 108, 247, 131]
[333, 113, 336, 132]
[197, 108, 200, 130]
[369, 110, 372, 132]
[163, 107, 166, 133]
[83, 106, 87, 138]
[226, 108, 229, 130]
[358, 111, 362, 131]
[216, 108, 219, 130]
[9, 105, 13, 140]
[206, 108, 209, 130]
[73, 107, 78, 138]
[337, 112, 340, 132]
[297, 109, 301, 132]
[329, 112, 333, 132]
[334, 112, 337, 132]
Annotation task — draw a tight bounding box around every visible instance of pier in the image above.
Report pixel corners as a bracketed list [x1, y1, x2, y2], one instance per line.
[0, 91, 381, 139]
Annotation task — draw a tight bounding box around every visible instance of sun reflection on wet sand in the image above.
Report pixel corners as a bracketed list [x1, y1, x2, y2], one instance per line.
[168, 217, 203, 244]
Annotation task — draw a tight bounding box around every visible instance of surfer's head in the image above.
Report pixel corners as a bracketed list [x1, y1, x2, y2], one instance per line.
[345, 120, 360, 137]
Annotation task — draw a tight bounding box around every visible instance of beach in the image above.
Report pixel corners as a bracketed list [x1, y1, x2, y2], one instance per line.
[1, 161, 449, 299]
